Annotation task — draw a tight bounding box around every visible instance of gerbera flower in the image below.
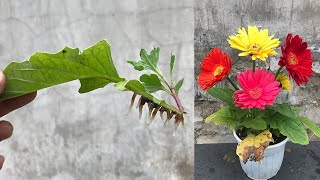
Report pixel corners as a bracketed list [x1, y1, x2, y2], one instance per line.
[233, 69, 281, 109]
[228, 26, 280, 61]
[278, 34, 313, 86]
[276, 73, 291, 92]
[198, 48, 232, 90]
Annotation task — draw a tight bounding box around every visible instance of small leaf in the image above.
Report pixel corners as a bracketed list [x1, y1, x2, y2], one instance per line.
[242, 117, 267, 130]
[207, 87, 235, 106]
[127, 61, 144, 71]
[127, 48, 160, 73]
[174, 78, 184, 94]
[170, 53, 175, 79]
[269, 113, 308, 145]
[297, 116, 320, 138]
[140, 74, 166, 93]
[236, 130, 273, 163]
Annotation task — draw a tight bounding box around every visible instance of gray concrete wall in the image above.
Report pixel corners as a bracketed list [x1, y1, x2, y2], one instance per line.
[195, 0, 320, 144]
[0, 0, 194, 179]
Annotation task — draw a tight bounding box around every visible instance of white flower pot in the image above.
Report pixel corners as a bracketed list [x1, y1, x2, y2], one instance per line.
[233, 130, 289, 180]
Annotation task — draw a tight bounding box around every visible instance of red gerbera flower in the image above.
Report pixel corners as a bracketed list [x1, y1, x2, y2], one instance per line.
[279, 34, 313, 86]
[198, 48, 232, 90]
[233, 69, 281, 109]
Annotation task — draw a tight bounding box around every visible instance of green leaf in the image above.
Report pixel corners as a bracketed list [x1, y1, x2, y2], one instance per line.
[127, 48, 160, 73]
[174, 78, 184, 94]
[242, 117, 267, 130]
[207, 87, 235, 106]
[297, 116, 320, 138]
[170, 53, 175, 79]
[139, 74, 166, 93]
[205, 107, 237, 130]
[269, 113, 309, 145]
[272, 104, 296, 118]
[127, 60, 144, 71]
[0, 40, 123, 100]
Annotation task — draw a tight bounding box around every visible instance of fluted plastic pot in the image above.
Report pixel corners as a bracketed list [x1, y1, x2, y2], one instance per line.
[233, 130, 289, 180]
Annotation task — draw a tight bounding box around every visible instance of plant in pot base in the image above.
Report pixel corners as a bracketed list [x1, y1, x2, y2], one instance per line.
[198, 26, 320, 180]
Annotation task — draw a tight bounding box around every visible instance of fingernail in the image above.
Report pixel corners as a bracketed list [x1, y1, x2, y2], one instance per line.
[0, 72, 6, 93]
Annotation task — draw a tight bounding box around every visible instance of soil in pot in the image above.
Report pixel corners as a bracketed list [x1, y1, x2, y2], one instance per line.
[236, 128, 287, 145]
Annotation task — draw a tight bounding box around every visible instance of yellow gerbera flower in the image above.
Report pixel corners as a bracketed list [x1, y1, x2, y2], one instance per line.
[228, 26, 280, 61]
[276, 73, 291, 92]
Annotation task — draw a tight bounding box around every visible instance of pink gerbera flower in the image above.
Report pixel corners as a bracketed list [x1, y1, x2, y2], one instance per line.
[233, 69, 281, 109]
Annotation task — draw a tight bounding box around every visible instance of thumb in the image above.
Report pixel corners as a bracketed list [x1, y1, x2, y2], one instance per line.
[0, 72, 6, 94]
[0, 155, 4, 170]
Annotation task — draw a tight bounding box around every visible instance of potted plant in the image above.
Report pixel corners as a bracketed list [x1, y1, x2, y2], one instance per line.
[198, 26, 320, 179]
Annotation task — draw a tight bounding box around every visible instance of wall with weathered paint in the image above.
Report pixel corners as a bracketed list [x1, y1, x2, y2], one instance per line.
[0, 0, 194, 179]
[195, 0, 320, 144]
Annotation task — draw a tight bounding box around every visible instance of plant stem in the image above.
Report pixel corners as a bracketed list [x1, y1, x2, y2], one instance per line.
[252, 60, 256, 72]
[275, 66, 283, 77]
[124, 82, 182, 114]
[157, 71, 184, 113]
[227, 77, 239, 90]
[163, 79, 184, 113]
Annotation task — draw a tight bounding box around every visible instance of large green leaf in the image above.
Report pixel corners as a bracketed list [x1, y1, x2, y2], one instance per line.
[205, 107, 238, 130]
[272, 104, 296, 118]
[207, 87, 235, 106]
[242, 117, 267, 130]
[269, 113, 309, 145]
[297, 116, 320, 138]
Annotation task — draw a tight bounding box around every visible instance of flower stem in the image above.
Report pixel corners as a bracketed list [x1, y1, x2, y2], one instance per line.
[252, 60, 256, 72]
[227, 77, 239, 90]
[275, 66, 283, 77]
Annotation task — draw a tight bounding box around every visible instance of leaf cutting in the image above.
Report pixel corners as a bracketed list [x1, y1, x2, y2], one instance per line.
[1, 40, 185, 130]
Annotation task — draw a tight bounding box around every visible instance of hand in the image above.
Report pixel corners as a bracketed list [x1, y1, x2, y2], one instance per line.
[0, 72, 36, 169]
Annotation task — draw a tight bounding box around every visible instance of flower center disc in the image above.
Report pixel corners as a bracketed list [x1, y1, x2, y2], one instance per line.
[248, 44, 261, 54]
[213, 66, 224, 76]
[287, 52, 298, 65]
[249, 87, 262, 99]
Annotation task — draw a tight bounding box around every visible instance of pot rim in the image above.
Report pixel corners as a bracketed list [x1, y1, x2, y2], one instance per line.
[232, 130, 289, 149]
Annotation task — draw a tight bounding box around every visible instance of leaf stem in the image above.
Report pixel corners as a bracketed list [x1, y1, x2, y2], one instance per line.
[156, 69, 184, 113]
[227, 77, 239, 90]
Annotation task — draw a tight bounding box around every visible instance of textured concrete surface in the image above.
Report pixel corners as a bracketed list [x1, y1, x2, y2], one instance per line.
[195, 0, 320, 144]
[0, 0, 194, 179]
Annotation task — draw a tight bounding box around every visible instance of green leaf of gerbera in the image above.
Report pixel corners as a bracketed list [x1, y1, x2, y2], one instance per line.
[242, 117, 267, 130]
[269, 112, 309, 145]
[127, 48, 160, 73]
[297, 116, 320, 138]
[272, 104, 297, 118]
[205, 106, 237, 130]
[207, 87, 235, 106]
[170, 53, 175, 79]
[139, 74, 166, 93]
[0, 40, 123, 100]
[174, 78, 184, 94]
